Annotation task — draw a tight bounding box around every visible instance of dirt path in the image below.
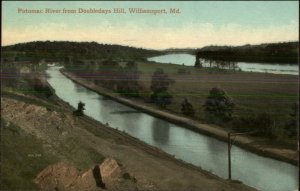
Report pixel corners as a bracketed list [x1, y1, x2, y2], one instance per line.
[61, 70, 298, 165]
[1, 96, 256, 191]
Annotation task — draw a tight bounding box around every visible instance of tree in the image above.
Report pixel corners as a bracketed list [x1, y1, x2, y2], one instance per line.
[181, 98, 195, 116]
[64, 56, 73, 70]
[117, 61, 140, 97]
[97, 60, 121, 90]
[73, 101, 85, 116]
[194, 54, 202, 68]
[203, 87, 234, 121]
[31, 77, 53, 98]
[150, 68, 174, 108]
[254, 112, 274, 138]
[285, 103, 298, 138]
[1, 63, 18, 87]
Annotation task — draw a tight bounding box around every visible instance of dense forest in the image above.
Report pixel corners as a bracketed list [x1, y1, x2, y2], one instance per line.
[195, 42, 299, 64]
[2, 41, 161, 62]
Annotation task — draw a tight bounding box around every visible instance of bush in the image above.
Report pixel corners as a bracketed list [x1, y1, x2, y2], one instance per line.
[181, 98, 195, 117]
[232, 113, 275, 139]
[150, 68, 174, 108]
[73, 101, 85, 116]
[284, 103, 298, 138]
[150, 91, 172, 108]
[203, 87, 234, 122]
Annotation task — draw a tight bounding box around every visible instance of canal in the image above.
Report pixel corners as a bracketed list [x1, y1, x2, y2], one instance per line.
[46, 66, 298, 191]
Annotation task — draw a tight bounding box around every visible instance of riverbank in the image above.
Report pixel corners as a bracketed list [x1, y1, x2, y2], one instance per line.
[1, 92, 257, 191]
[62, 70, 298, 166]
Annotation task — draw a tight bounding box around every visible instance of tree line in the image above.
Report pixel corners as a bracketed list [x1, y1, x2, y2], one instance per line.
[2, 41, 161, 62]
[195, 42, 299, 64]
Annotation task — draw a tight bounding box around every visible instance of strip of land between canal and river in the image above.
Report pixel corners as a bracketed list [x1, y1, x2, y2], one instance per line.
[61, 69, 298, 166]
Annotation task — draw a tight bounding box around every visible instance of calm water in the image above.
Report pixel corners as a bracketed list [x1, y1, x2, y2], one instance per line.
[46, 66, 298, 191]
[148, 53, 299, 75]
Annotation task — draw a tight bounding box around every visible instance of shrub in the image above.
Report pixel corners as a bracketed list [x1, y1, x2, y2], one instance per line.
[232, 113, 275, 139]
[73, 101, 85, 116]
[150, 68, 174, 108]
[284, 103, 298, 138]
[181, 98, 195, 117]
[203, 87, 234, 122]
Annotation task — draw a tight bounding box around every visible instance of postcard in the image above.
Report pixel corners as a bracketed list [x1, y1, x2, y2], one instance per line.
[1, 1, 299, 191]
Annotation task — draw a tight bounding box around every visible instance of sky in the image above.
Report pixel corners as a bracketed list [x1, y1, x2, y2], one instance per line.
[2, 1, 299, 50]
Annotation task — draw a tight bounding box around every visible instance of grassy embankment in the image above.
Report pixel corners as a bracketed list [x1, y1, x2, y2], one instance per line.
[0, 106, 104, 191]
[1, 64, 105, 190]
[1, 118, 56, 190]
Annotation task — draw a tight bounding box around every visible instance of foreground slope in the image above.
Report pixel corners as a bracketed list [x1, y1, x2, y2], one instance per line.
[1, 93, 256, 191]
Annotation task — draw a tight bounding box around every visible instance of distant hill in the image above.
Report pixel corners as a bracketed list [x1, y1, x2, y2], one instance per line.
[196, 42, 299, 64]
[2, 41, 161, 62]
[163, 48, 196, 54]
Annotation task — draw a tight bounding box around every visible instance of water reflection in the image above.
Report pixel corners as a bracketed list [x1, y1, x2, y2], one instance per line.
[74, 83, 87, 93]
[205, 137, 228, 176]
[122, 112, 142, 135]
[151, 119, 170, 145]
[110, 110, 141, 114]
[98, 98, 114, 125]
[201, 58, 239, 71]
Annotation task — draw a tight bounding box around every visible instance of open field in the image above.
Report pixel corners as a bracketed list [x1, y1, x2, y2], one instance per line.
[75, 60, 298, 144]
[137, 61, 298, 121]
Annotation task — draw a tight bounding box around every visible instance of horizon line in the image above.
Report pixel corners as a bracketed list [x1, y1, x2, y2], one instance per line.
[2, 39, 299, 51]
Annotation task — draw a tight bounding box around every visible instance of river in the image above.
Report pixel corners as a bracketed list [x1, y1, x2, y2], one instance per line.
[46, 66, 298, 191]
[148, 53, 299, 75]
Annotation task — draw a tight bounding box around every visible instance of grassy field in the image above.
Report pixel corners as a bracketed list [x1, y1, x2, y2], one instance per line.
[122, 61, 298, 140]
[67, 58, 297, 141]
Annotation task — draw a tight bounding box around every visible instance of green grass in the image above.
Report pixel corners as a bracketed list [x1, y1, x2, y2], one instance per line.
[1, 119, 58, 191]
[0, 90, 106, 189]
[1, 90, 62, 112]
[1, 116, 105, 190]
[84, 60, 298, 141]
[56, 135, 105, 172]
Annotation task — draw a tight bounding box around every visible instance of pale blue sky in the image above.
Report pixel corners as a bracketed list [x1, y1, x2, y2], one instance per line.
[2, 1, 299, 49]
